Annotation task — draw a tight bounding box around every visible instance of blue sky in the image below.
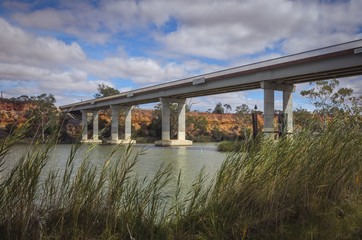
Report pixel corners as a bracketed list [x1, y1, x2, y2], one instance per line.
[0, 0, 361, 112]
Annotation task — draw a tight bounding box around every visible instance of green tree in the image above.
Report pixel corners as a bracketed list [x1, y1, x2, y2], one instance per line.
[193, 115, 208, 135]
[235, 104, 251, 139]
[26, 93, 57, 142]
[17, 95, 30, 102]
[235, 104, 250, 115]
[349, 95, 362, 115]
[213, 102, 224, 114]
[94, 83, 120, 98]
[300, 79, 353, 125]
[293, 107, 312, 129]
[223, 104, 232, 113]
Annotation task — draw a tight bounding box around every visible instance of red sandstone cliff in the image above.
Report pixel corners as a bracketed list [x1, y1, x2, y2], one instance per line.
[0, 101, 35, 129]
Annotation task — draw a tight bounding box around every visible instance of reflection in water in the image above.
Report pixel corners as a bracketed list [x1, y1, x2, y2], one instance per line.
[2, 143, 226, 191]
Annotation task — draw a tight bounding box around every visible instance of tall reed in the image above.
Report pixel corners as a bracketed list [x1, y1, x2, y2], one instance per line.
[192, 115, 362, 239]
[0, 114, 360, 239]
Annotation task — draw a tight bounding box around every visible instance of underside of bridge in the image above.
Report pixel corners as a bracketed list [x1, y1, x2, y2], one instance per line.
[60, 40, 362, 146]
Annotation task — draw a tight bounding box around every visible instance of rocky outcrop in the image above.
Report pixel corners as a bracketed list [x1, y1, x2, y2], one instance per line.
[0, 101, 34, 129]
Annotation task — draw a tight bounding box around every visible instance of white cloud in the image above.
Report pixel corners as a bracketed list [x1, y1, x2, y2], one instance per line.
[0, 18, 86, 68]
[1, 0, 361, 108]
[82, 57, 190, 84]
[7, 0, 362, 59]
[0, 18, 204, 105]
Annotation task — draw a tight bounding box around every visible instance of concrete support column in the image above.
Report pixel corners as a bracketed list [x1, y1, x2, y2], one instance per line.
[108, 105, 135, 144]
[81, 110, 88, 141]
[110, 105, 120, 141]
[283, 90, 293, 134]
[177, 99, 186, 140]
[124, 106, 132, 140]
[261, 81, 295, 139]
[161, 99, 171, 141]
[155, 98, 192, 146]
[92, 110, 99, 141]
[264, 88, 275, 139]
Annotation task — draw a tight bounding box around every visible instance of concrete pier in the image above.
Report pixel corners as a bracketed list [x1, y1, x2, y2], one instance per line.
[264, 88, 275, 139]
[81, 110, 88, 141]
[155, 98, 192, 146]
[91, 110, 102, 143]
[161, 99, 171, 141]
[108, 105, 136, 144]
[81, 110, 101, 143]
[177, 99, 186, 140]
[123, 105, 135, 144]
[261, 82, 295, 138]
[108, 105, 121, 144]
[283, 90, 294, 134]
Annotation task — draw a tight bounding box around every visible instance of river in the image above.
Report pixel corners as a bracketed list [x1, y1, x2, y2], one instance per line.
[2, 143, 227, 190]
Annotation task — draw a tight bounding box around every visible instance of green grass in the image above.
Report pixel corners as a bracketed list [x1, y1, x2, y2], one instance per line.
[0, 114, 361, 239]
[217, 140, 244, 152]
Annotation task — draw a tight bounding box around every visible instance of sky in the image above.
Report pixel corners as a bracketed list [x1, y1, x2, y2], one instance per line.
[0, 0, 361, 112]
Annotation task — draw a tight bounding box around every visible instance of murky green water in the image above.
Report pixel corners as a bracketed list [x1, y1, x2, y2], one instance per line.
[3, 143, 227, 189]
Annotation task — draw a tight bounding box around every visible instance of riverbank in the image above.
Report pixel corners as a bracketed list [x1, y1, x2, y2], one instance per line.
[0, 115, 361, 239]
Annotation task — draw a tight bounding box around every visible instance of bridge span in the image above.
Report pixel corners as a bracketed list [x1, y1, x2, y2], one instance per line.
[60, 40, 362, 146]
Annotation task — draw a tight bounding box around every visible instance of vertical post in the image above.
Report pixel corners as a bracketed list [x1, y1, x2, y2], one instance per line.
[124, 106, 132, 140]
[277, 112, 284, 138]
[177, 99, 186, 140]
[93, 110, 99, 141]
[81, 110, 88, 141]
[264, 88, 275, 139]
[283, 90, 293, 134]
[161, 99, 171, 141]
[110, 105, 120, 141]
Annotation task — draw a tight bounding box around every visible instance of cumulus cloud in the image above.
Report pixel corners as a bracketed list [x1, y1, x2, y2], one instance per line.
[7, 0, 362, 59]
[154, 0, 362, 58]
[0, 18, 86, 68]
[0, 17, 203, 106]
[1, 0, 361, 108]
[82, 57, 189, 84]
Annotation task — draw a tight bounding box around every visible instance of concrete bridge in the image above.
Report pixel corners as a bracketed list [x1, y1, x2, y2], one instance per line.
[60, 40, 362, 146]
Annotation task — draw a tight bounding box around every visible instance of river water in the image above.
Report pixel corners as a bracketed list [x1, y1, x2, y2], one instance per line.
[3, 143, 227, 190]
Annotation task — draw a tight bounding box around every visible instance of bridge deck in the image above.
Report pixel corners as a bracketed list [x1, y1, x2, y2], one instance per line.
[60, 40, 362, 112]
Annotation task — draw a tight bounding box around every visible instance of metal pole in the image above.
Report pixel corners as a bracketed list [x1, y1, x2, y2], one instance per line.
[252, 105, 258, 140]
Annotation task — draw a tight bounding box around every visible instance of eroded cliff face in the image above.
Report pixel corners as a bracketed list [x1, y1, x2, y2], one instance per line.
[0, 101, 34, 129]
[96, 110, 255, 133]
[187, 112, 258, 133]
[0, 99, 261, 139]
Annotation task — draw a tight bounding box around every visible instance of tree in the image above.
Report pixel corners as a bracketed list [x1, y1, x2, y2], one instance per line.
[17, 95, 30, 102]
[26, 93, 57, 142]
[94, 83, 120, 98]
[186, 99, 197, 112]
[192, 115, 208, 135]
[349, 95, 362, 115]
[235, 104, 250, 116]
[300, 79, 353, 125]
[293, 107, 312, 129]
[213, 102, 224, 114]
[235, 104, 251, 139]
[223, 104, 232, 113]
